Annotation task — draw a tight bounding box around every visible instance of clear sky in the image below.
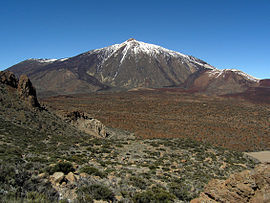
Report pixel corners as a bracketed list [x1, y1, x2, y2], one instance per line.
[0, 0, 269, 78]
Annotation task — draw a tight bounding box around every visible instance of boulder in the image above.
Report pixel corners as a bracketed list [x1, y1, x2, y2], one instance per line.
[66, 172, 76, 183]
[79, 172, 89, 178]
[37, 173, 47, 179]
[191, 164, 270, 203]
[50, 172, 65, 186]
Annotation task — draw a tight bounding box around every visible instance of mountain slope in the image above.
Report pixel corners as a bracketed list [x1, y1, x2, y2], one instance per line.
[7, 39, 263, 97]
[223, 79, 270, 103]
[8, 39, 215, 96]
[184, 69, 260, 95]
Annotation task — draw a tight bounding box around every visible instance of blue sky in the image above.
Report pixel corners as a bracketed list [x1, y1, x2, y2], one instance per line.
[0, 0, 269, 78]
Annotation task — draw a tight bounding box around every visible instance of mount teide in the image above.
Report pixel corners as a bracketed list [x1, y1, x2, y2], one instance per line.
[7, 39, 260, 97]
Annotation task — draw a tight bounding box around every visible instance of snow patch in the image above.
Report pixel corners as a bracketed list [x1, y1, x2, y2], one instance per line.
[207, 69, 259, 82]
[228, 69, 259, 82]
[38, 59, 57, 63]
[207, 69, 223, 78]
[59, 58, 68, 62]
[27, 57, 70, 63]
[28, 58, 57, 63]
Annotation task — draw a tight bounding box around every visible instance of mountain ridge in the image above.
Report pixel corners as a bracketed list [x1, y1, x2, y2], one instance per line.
[7, 39, 261, 97]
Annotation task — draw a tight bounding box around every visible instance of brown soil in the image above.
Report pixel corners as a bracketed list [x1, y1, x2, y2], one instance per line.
[41, 90, 270, 152]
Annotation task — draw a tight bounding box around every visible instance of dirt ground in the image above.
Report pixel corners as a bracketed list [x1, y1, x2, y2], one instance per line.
[246, 151, 270, 163]
[41, 91, 270, 152]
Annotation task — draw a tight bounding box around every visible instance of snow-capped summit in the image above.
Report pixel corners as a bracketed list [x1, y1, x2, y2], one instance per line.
[78, 39, 216, 87]
[89, 39, 215, 70]
[118, 38, 186, 57]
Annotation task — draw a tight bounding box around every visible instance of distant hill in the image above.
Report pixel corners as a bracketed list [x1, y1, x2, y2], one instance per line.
[184, 69, 260, 95]
[223, 79, 270, 103]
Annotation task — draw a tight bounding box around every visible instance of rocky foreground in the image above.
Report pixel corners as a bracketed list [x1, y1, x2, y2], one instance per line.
[191, 164, 270, 203]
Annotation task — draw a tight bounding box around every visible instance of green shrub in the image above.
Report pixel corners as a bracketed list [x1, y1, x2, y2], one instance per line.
[59, 199, 70, 203]
[76, 194, 94, 203]
[26, 191, 50, 202]
[46, 162, 74, 175]
[77, 184, 114, 201]
[148, 164, 157, 170]
[169, 182, 195, 201]
[133, 187, 175, 203]
[0, 164, 59, 202]
[129, 176, 147, 190]
[79, 166, 106, 178]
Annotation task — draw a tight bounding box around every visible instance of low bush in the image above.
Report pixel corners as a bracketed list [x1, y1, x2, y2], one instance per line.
[169, 182, 195, 201]
[129, 176, 148, 190]
[26, 191, 50, 202]
[133, 187, 175, 203]
[79, 166, 106, 178]
[46, 162, 74, 175]
[77, 184, 114, 201]
[0, 164, 59, 202]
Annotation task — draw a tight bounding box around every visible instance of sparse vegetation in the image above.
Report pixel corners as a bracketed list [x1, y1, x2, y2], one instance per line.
[42, 90, 270, 152]
[0, 78, 264, 202]
[133, 187, 176, 203]
[77, 184, 115, 202]
[79, 166, 106, 178]
[46, 162, 75, 175]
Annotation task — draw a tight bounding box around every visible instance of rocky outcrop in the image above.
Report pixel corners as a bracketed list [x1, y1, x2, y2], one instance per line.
[0, 71, 18, 88]
[63, 111, 134, 139]
[0, 71, 40, 107]
[191, 164, 270, 203]
[48, 171, 78, 201]
[66, 111, 109, 138]
[65, 172, 77, 183]
[17, 74, 40, 107]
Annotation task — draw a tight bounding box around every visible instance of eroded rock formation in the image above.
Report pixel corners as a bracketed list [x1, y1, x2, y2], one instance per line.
[0, 71, 40, 107]
[66, 111, 109, 138]
[191, 164, 270, 203]
[0, 71, 18, 88]
[17, 74, 40, 107]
